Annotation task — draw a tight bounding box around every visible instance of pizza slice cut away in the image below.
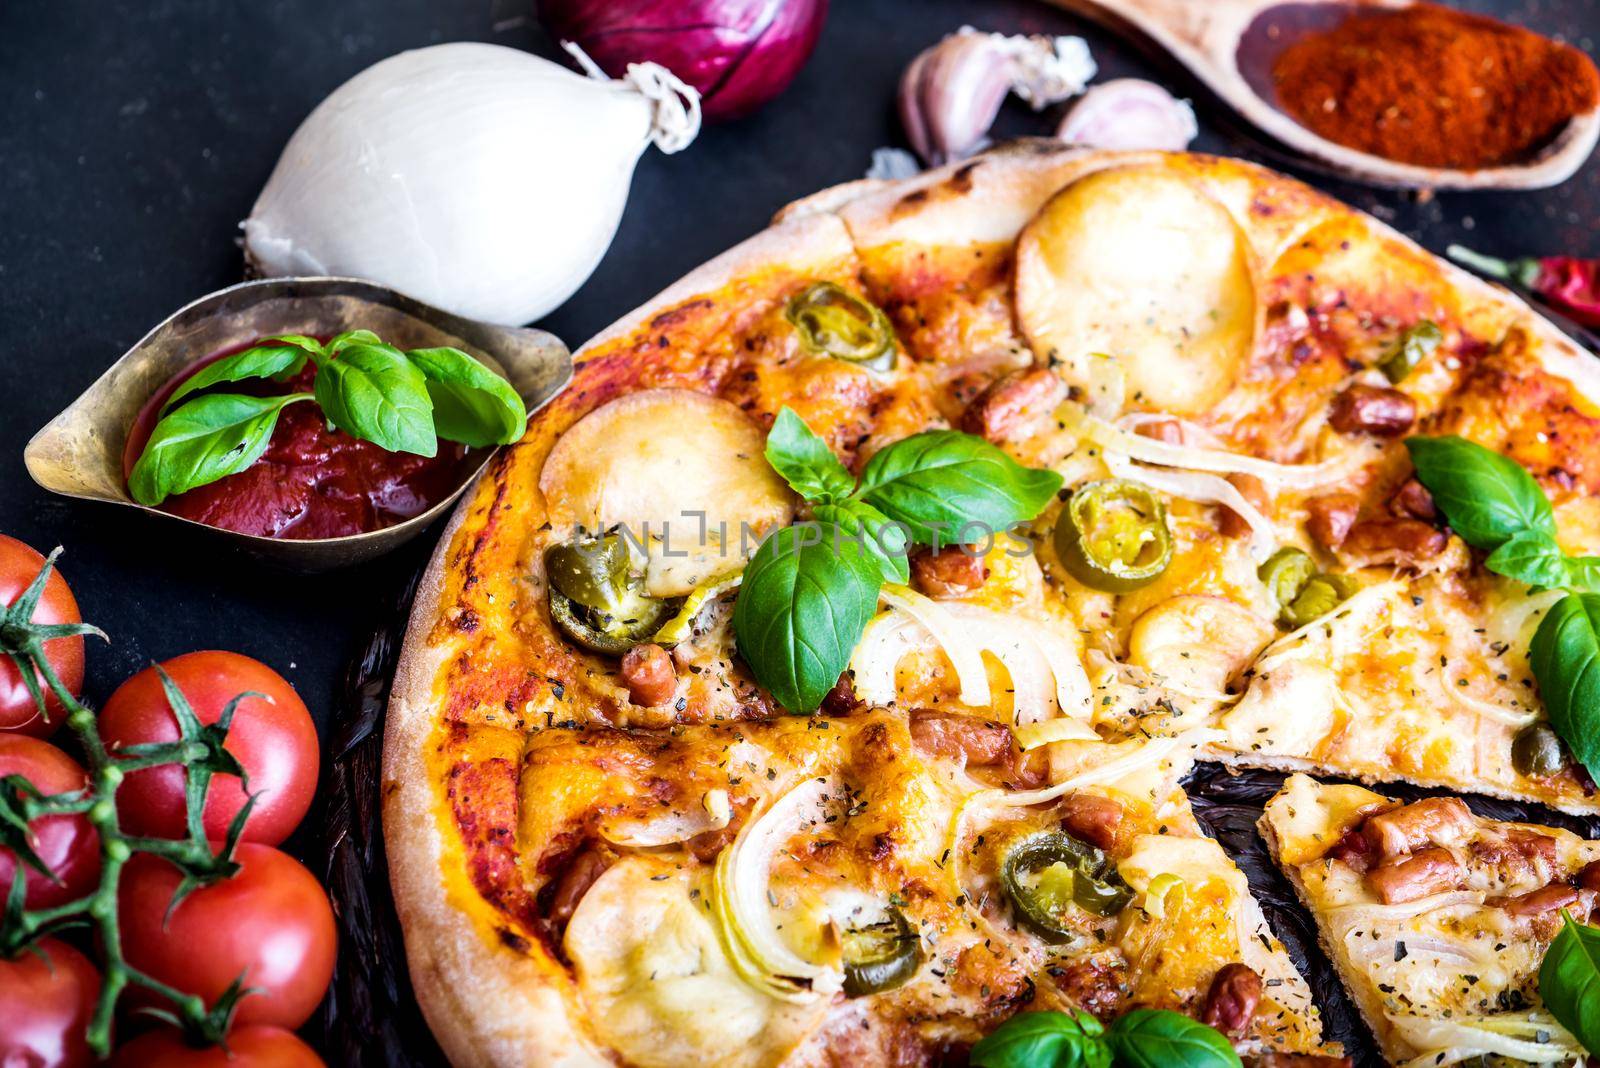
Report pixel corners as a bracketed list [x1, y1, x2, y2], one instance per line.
[1261, 772, 1600, 1066]
[513, 714, 1340, 1065]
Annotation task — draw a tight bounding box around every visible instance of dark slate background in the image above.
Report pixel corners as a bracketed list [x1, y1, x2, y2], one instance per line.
[1, 0, 1596, 1062]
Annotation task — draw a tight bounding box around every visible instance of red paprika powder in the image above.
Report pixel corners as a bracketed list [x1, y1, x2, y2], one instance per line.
[1271, 3, 1600, 170]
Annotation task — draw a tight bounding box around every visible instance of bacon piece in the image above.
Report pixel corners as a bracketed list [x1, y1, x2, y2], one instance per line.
[1325, 828, 1376, 872]
[1218, 474, 1270, 539]
[909, 709, 1010, 766]
[546, 847, 611, 928]
[1577, 859, 1600, 892]
[1489, 882, 1581, 918]
[1307, 493, 1360, 550]
[1362, 797, 1476, 855]
[1049, 958, 1127, 1021]
[1057, 793, 1125, 851]
[1328, 384, 1416, 437]
[960, 368, 1068, 443]
[1390, 477, 1439, 521]
[910, 545, 988, 598]
[1366, 846, 1464, 904]
[1200, 963, 1262, 1037]
[1342, 518, 1448, 565]
[620, 643, 677, 706]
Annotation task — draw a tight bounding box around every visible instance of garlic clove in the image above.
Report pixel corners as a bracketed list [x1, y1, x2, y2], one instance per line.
[243, 43, 699, 326]
[1056, 78, 1199, 152]
[898, 26, 1096, 166]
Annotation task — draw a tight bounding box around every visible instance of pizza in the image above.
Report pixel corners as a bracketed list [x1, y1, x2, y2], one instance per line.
[381, 143, 1600, 1066]
[1261, 773, 1600, 1065]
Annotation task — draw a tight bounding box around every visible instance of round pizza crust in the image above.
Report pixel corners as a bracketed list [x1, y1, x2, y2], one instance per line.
[382, 142, 1600, 1066]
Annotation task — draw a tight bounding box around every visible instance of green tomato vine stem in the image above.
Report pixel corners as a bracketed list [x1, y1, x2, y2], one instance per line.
[0, 548, 256, 1055]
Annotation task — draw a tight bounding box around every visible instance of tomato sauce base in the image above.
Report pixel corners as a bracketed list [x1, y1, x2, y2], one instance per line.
[123, 341, 474, 540]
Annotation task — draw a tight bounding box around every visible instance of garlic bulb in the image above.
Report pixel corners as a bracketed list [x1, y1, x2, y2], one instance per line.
[899, 26, 1095, 166]
[1057, 78, 1198, 152]
[243, 42, 700, 326]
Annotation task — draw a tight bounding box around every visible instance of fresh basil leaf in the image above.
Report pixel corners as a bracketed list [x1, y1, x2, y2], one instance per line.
[970, 1011, 1110, 1068]
[1486, 529, 1573, 590]
[732, 521, 882, 714]
[128, 393, 313, 506]
[1405, 436, 1555, 550]
[1567, 556, 1600, 593]
[1530, 593, 1600, 781]
[160, 341, 314, 414]
[405, 347, 528, 447]
[855, 431, 1063, 546]
[324, 329, 382, 356]
[814, 500, 910, 585]
[765, 407, 855, 503]
[1106, 1010, 1241, 1068]
[314, 342, 437, 456]
[1539, 911, 1600, 1056]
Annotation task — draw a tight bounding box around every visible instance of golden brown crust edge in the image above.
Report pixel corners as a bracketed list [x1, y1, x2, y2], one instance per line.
[383, 485, 609, 1068]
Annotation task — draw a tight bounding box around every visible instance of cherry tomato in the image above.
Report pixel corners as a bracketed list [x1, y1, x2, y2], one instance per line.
[0, 735, 100, 908]
[119, 843, 335, 1029]
[0, 937, 101, 1068]
[100, 651, 318, 845]
[110, 1025, 324, 1068]
[0, 534, 85, 738]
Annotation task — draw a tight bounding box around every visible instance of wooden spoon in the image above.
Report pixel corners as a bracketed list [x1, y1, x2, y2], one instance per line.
[1048, 0, 1600, 190]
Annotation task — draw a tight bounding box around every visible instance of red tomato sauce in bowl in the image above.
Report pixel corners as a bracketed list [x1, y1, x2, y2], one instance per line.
[122, 341, 474, 539]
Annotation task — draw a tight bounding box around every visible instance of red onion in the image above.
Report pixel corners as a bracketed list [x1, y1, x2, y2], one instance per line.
[538, 0, 829, 122]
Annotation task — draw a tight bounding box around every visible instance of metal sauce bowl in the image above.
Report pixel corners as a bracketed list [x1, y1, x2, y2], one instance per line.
[24, 277, 572, 571]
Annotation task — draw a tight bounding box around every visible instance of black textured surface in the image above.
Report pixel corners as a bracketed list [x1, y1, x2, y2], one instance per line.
[1, 1, 1597, 1065]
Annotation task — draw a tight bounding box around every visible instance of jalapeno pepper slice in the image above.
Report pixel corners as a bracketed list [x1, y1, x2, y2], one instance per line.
[1258, 547, 1316, 622]
[546, 534, 631, 612]
[1054, 479, 1173, 593]
[545, 536, 675, 655]
[1001, 830, 1134, 940]
[1377, 320, 1441, 384]
[785, 282, 897, 372]
[1283, 572, 1360, 628]
[548, 588, 675, 655]
[840, 907, 922, 997]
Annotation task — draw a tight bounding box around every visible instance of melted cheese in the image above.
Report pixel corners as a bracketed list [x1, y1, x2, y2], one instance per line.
[565, 858, 829, 1068]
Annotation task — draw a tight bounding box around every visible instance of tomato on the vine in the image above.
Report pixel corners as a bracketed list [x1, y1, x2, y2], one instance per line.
[118, 842, 336, 1029]
[100, 651, 318, 845]
[0, 735, 100, 908]
[0, 937, 101, 1068]
[110, 1025, 324, 1067]
[0, 534, 85, 738]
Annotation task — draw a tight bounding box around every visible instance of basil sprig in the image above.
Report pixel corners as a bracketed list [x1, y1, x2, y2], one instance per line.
[128, 331, 528, 506]
[1539, 911, 1600, 1056]
[733, 407, 1063, 713]
[1405, 436, 1600, 777]
[1405, 435, 1555, 552]
[970, 1010, 1240, 1068]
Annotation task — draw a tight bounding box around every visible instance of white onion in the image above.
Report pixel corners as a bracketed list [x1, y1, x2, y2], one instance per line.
[854, 586, 1093, 727]
[1390, 1012, 1580, 1066]
[244, 42, 699, 325]
[711, 776, 844, 1001]
[1103, 450, 1276, 562]
[1067, 405, 1366, 490]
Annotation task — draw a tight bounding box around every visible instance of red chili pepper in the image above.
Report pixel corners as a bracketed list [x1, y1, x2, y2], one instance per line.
[1450, 245, 1600, 329]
